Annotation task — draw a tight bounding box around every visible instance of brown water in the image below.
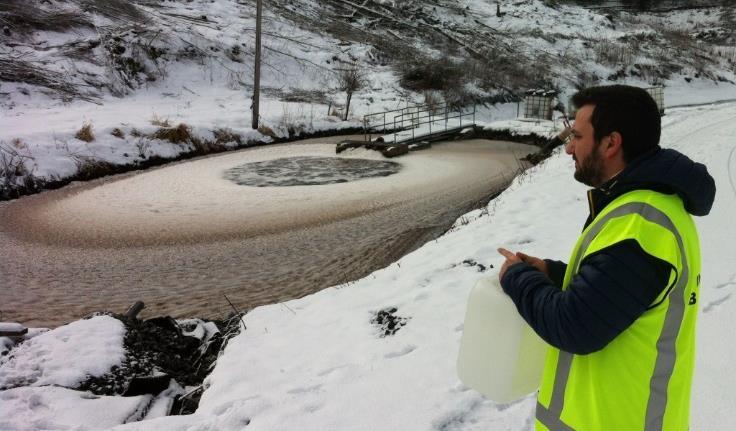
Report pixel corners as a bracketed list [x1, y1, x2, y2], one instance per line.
[0, 137, 535, 327]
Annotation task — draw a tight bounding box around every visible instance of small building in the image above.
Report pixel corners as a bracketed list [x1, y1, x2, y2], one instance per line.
[523, 89, 557, 120]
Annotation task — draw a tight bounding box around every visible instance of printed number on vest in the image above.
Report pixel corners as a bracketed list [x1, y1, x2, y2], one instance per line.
[689, 292, 697, 305]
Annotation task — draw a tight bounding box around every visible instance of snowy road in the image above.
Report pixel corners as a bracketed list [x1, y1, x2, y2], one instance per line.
[0, 137, 536, 327]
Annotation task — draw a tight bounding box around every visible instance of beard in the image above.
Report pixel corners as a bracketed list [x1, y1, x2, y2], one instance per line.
[573, 146, 606, 187]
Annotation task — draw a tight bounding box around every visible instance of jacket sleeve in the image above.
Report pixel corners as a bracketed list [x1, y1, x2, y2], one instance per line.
[500, 239, 672, 355]
[543, 259, 567, 289]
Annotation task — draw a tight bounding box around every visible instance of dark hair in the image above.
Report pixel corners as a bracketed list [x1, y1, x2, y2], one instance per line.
[571, 85, 661, 162]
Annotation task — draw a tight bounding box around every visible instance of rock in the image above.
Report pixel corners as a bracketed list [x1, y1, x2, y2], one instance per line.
[123, 373, 172, 397]
[381, 145, 409, 158]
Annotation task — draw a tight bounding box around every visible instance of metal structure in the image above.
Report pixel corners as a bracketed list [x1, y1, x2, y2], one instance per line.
[362, 103, 477, 145]
[523, 89, 557, 120]
[646, 85, 665, 115]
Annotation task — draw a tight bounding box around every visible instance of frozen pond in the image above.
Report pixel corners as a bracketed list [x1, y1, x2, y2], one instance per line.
[0, 136, 537, 327]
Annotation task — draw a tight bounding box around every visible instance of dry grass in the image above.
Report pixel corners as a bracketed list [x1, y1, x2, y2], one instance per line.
[0, 59, 97, 103]
[594, 39, 635, 67]
[0, 0, 92, 34]
[72, 156, 117, 180]
[150, 114, 171, 127]
[213, 128, 243, 146]
[75, 122, 95, 142]
[111, 128, 125, 139]
[80, 0, 147, 23]
[152, 123, 192, 144]
[423, 90, 442, 114]
[130, 128, 143, 137]
[257, 125, 278, 138]
[10, 138, 26, 150]
[0, 144, 28, 181]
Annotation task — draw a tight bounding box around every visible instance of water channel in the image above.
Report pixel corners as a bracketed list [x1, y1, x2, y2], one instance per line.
[0, 136, 537, 327]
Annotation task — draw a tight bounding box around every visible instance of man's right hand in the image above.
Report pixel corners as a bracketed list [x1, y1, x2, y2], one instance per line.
[516, 252, 548, 276]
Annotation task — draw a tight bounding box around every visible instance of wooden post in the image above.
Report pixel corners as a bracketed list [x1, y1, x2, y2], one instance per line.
[251, 0, 263, 130]
[125, 301, 146, 320]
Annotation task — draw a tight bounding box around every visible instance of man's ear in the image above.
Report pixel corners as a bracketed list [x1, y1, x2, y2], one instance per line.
[603, 131, 623, 159]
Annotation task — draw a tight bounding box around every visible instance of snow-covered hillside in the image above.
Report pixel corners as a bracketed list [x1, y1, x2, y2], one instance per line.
[2, 0, 736, 198]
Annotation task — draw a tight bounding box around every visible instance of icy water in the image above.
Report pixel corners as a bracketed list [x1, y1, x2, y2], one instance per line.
[0, 137, 536, 327]
[224, 156, 401, 186]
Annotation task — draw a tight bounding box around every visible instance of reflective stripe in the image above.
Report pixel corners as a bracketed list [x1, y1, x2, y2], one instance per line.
[640, 205, 688, 431]
[548, 352, 573, 417]
[540, 202, 688, 431]
[537, 402, 575, 431]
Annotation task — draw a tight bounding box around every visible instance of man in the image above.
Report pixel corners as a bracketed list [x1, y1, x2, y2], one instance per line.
[497, 85, 715, 430]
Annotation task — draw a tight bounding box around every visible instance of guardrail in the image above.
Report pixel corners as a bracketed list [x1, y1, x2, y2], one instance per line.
[362, 103, 477, 144]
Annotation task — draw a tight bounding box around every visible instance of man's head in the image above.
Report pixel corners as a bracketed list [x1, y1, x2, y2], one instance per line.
[566, 85, 661, 187]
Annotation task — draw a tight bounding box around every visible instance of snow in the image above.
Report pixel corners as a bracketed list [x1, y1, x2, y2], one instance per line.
[0, 316, 126, 390]
[0, 322, 25, 333]
[0, 387, 152, 431]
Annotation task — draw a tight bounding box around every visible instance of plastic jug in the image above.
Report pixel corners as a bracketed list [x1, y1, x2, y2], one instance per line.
[457, 276, 548, 403]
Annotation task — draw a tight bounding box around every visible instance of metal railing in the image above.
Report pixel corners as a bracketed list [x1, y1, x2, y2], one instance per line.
[363, 103, 477, 144]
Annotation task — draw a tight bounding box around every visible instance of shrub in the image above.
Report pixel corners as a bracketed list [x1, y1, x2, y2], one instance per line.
[72, 155, 116, 180]
[0, 143, 29, 185]
[594, 39, 635, 67]
[11, 138, 26, 149]
[111, 128, 125, 139]
[75, 122, 95, 142]
[398, 56, 462, 93]
[213, 128, 243, 146]
[336, 65, 366, 120]
[257, 125, 277, 138]
[423, 91, 443, 114]
[152, 123, 192, 144]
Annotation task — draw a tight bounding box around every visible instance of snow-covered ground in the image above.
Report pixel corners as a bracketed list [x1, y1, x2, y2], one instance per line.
[2, 98, 734, 429]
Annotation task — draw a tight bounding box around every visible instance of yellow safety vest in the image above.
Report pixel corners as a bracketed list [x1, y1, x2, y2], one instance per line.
[536, 189, 701, 431]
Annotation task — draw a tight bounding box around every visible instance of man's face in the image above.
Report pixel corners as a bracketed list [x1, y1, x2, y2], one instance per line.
[566, 105, 606, 187]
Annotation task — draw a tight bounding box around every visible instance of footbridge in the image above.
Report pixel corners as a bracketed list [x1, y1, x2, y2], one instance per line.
[337, 103, 478, 157]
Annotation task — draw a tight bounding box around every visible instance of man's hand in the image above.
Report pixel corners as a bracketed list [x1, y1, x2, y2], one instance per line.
[498, 248, 522, 283]
[516, 252, 548, 276]
[498, 249, 549, 283]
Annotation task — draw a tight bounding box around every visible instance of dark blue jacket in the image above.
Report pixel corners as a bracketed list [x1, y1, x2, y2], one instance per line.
[500, 147, 716, 354]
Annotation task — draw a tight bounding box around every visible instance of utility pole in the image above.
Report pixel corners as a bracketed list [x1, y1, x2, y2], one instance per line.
[251, 0, 263, 129]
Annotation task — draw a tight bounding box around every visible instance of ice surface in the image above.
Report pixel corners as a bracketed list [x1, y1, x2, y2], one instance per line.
[223, 156, 401, 187]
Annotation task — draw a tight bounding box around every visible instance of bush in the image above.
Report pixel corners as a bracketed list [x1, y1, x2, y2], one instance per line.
[72, 155, 116, 180]
[398, 56, 463, 93]
[111, 128, 125, 139]
[213, 128, 243, 146]
[0, 143, 29, 185]
[594, 39, 635, 66]
[152, 123, 192, 144]
[257, 125, 277, 138]
[75, 122, 95, 142]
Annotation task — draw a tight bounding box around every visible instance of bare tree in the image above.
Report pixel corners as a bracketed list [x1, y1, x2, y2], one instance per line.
[336, 65, 366, 121]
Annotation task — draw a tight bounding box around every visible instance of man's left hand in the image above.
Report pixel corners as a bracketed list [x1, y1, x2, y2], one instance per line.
[498, 247, 523, 283]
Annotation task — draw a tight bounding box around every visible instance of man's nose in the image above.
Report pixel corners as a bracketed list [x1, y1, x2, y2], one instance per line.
[565, 139, 573, 155]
